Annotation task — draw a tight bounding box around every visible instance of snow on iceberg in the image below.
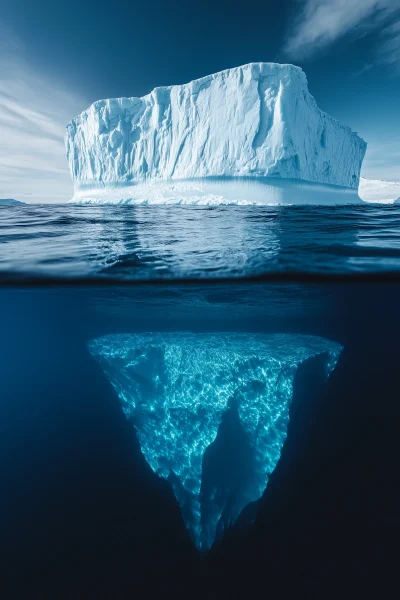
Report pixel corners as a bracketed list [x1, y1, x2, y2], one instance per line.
[359, 178, 400, 204]
[66, 63, 366, 205]
[89, 332, 342, 551]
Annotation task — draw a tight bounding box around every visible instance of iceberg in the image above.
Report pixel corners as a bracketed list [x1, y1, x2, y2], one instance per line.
[66, 63, 366, 205]
[359, 177, 400, 204]
[0, 199, 26, 205]
[89, 332, 342, 551]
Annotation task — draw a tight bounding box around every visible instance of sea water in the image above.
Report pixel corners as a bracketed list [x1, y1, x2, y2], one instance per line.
[1, 204, 400, 598]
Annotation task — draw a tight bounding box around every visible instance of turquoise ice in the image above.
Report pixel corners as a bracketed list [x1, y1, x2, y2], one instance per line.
[89, 333, 342, 551]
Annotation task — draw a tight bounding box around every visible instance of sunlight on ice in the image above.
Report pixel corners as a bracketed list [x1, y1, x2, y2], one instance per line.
[67, 63, 366, 205]
[89, 332, 342, 551]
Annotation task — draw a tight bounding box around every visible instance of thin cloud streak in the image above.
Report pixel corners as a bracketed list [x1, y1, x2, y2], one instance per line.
[378, 19, 400, 74]
[284, 0, 400, 73]
[362, 136, 400, 181]
[0, 28, 87, 203]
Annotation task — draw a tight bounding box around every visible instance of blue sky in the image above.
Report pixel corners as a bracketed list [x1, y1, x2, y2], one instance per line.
[1, 0, 399, 202]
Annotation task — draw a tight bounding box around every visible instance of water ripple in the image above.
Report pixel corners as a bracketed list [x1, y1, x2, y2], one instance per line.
[1, 204, 400, 282]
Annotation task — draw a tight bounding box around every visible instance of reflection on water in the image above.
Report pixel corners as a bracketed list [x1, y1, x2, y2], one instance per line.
[1, 204, 400, 280]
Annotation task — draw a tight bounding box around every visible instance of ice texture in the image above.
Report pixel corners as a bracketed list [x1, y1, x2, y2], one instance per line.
[66, 63, 366, 205]
[89, 332, 342, 551]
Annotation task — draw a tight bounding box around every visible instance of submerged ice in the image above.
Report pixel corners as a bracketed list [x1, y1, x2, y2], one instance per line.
[67, 63, 366, 205]
[89, 333, 342, 550]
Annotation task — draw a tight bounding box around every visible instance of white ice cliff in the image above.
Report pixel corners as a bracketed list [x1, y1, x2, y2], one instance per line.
[89, 332, 342, 550]
[66, 63, 366, 205]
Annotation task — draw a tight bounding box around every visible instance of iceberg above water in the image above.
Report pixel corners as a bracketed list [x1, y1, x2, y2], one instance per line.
[66, 63, 366, 205]
[89, 332, 342, 551]
[0, 198, 26, 205]
[359, 178, 400, 204]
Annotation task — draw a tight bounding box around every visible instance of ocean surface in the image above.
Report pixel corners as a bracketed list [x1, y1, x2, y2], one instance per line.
[1, 204, 400, 598]
[1, 204, 400, 281]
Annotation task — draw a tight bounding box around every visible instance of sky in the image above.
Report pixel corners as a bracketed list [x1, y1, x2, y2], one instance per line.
[0, 0, 399, 203]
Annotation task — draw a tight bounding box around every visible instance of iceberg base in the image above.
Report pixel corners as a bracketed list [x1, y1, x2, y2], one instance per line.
[70, 177, 362, 206]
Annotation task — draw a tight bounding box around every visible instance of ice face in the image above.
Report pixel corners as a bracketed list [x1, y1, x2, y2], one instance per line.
[89, 333, 342, 551]
[66, 63, 366, 205]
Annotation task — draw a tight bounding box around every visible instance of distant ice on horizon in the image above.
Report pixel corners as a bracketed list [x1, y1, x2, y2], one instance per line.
[0, 199, 26, 205]
[359, 178, 400, 204]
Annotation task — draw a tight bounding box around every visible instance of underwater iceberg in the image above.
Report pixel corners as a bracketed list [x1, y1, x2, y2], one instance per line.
[89, 332, 342, 551]
[67, 63, 366, 205]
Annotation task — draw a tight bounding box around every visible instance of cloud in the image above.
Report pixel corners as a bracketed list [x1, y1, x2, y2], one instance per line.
[284, 0, 400, 71]
[0, 27, 87, 203]
[361, 135, 400, 181]
[378, 19, 400, 74]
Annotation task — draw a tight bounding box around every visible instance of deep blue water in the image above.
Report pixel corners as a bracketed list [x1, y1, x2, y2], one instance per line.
[1, 205, 400, 598]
